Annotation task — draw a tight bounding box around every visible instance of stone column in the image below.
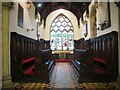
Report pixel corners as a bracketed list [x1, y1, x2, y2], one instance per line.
[2, 2, 13, 89]
[90, 5, 97, 38]
[0, 1, 2, 90]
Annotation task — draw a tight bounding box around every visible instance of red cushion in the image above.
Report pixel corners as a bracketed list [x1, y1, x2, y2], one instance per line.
[23, 66, 35, 75]
[55, 59, 70, 62]
[91, 58, 106, 64]
[22, 57, 35, 64]
[94, 64, 105, 74]
[91, 58, 106, 74]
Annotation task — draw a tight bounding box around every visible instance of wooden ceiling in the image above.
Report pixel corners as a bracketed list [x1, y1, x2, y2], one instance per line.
[33, 2, 91, 26]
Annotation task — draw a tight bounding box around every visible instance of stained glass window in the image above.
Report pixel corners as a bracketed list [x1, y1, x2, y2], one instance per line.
[50, 14, 74, 50]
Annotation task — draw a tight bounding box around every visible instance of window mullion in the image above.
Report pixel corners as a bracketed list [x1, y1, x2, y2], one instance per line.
[50, 14, 74, 51]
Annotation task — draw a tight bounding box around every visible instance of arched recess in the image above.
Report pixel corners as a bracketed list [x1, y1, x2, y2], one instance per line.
[90, 5, 97, 38]
[43, 9, 81, 40]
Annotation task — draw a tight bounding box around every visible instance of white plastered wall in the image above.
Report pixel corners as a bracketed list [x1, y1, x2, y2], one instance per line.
[9, 1, 37, 39]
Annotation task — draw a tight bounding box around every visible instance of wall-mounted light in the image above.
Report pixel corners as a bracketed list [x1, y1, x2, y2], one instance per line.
[36, 13, 42, 26]
[81, 16, 87, 25]
[86, 6, 89, 18]
[27, 29, 34, 32]
[81, 20, 87, 25]
[96, 27, 100, 31]
[36, 17, 42, 25]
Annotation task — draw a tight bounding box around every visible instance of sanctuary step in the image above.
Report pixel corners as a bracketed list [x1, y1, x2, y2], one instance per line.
[55, 59, 70, 62]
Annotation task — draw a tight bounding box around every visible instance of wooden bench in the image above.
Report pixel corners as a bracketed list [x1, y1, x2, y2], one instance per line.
[22, 57, 35, 75]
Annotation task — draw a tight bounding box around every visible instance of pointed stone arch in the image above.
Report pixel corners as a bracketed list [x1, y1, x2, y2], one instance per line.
[51, 13, 72, 27]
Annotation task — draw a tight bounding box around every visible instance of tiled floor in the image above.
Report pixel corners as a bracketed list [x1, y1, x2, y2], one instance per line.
[54, 63, 75, 88]
[11, 62, 120, 90]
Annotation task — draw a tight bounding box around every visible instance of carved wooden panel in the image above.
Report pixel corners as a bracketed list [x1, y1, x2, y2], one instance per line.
[11, 32, 53, 83]
[10, 32, 36, 82]
[74, 38, 84, 49]
[91, 31, 118, 81]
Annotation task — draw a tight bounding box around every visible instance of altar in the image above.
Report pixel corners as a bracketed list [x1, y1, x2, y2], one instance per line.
[52, 50, 73, 59]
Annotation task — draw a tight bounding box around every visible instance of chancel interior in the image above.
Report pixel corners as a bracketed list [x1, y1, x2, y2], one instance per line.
[1, 1, 120, 90]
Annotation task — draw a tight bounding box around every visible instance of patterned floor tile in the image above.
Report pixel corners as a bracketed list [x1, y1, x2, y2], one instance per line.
[10, 63, 120, 90]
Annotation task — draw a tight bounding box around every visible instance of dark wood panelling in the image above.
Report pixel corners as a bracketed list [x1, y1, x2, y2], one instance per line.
[39, 39, 50, 50]
[71, 31, 118, 82]
[11, 32, 36, 82]
[10, 32, 54, 83]
[74, 38, 85, 49]
[72, 39, 92, 82]
[91, 31, 118, 82]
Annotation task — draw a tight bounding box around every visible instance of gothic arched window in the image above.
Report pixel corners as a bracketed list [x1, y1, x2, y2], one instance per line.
[50, 14, 74, 50]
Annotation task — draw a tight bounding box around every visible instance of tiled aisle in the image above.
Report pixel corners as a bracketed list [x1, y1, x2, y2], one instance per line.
[54, 62, 75, 88]
[11, 62, 119, 89]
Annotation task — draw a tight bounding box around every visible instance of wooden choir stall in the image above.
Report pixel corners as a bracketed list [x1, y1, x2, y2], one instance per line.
[70, 31, 118, 82]
[10, 32, 55, 83]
